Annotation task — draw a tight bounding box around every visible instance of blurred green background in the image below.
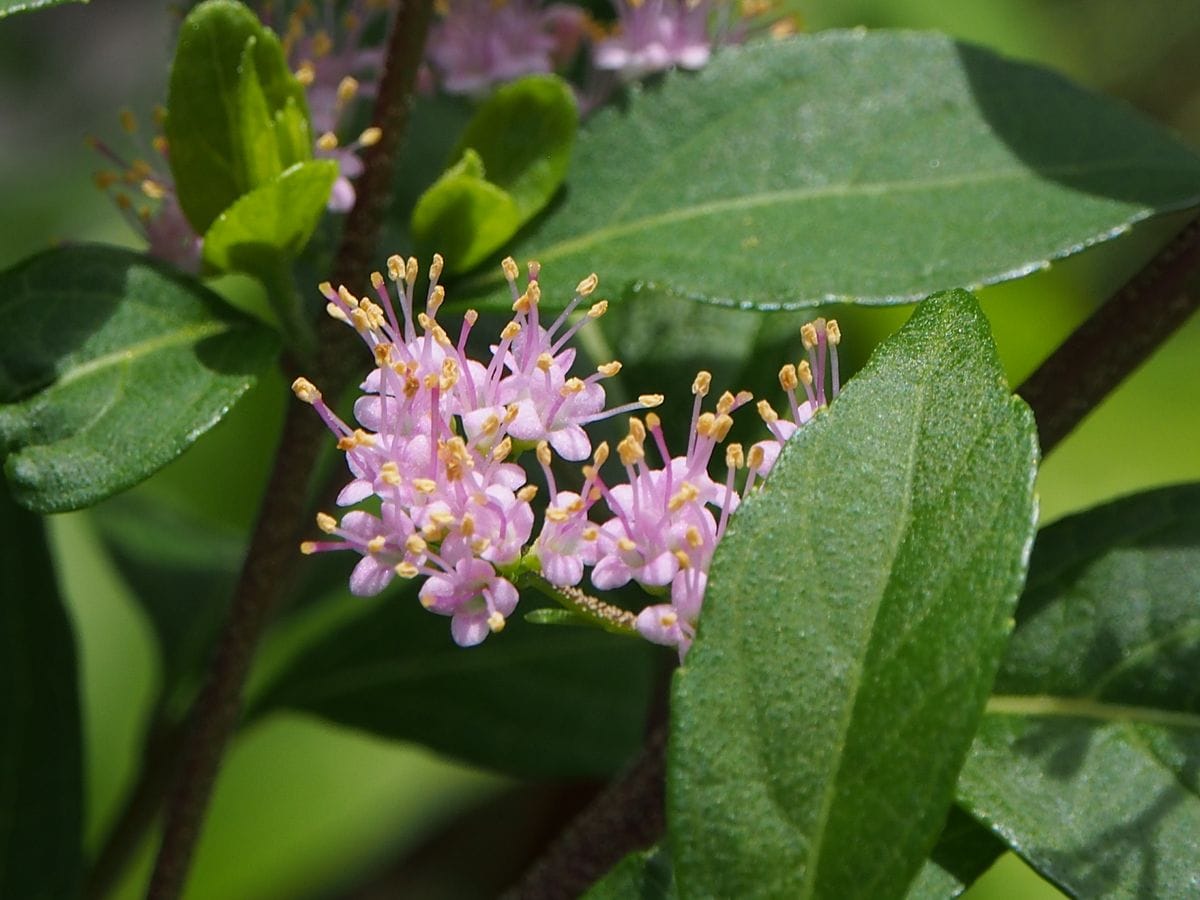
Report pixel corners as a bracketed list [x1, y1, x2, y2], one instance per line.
[2, 0, 1198, 897]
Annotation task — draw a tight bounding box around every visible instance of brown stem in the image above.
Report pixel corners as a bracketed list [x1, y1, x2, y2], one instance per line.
[1018, 213, 1200, 455]
[143, 3, 435, 898]
[503, 212, 1200, 898]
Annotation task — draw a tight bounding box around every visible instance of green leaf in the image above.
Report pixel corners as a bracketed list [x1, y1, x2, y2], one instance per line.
[459, 33, 1200, 310]
[167, 0, 312, 233]
[248, 584, 656, 778]
[0, 0, 86, 18]
[0, 245, 279, 512]
[585, 845, 679, 900]
[414, 75, 578, 274]
[525, 607, 592, 627]
[411, 149, 523, 274]
[0, 483, 83, 899]
[958, 484, 1200, 897]
[669, 290, 1039, 898]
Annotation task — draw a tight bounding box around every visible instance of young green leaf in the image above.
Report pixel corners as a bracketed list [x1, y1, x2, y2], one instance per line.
[0, 246, 278, 512]
[670, 290, 1039, 898]
[958, 484, 1200, 897]
[0, 484, 83, 899]
[907, 808, 1006, 899]
[413, 75, 577, 274]
[167, 0, 312, 233]
[0, 0, 86, 18]
[459, 33, 1200, 310]
[246, 584, 656, 779]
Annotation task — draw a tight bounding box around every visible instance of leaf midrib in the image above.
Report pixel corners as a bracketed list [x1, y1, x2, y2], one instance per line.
[986, 694, 1200, 730]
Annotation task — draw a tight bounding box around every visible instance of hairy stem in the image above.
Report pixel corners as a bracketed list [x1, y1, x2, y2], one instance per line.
[143, 3, 435, 898]
[504, 212, 1200, 897]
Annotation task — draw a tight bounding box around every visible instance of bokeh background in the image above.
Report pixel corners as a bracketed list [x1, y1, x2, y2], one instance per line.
[2, 0, 1198, 896]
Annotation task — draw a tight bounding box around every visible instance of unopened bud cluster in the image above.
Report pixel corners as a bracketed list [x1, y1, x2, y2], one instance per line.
[298, 255, 840, 656]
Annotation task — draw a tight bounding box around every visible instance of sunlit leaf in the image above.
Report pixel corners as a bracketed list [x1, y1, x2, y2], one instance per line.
[670, 290, 1039, 898]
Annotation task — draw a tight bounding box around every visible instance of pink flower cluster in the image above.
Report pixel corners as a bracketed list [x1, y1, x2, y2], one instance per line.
[298, 255, 840, 656]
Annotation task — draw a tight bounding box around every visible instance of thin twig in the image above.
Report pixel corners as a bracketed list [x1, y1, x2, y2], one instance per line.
[1019, 213, 1200, 455]
[144, 3, 435, 897]
[503, 211, 1200, 897]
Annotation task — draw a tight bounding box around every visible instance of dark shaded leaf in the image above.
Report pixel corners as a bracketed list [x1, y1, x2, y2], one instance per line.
[459, 33, 1200, 310]
[0, 245, 278, 512]
[248, 584, 656, 778]
[907, 808, 1006, 899]
[959, 484, 1200, 898]
[0, 483, 83, 898]
[670, 290, 1039, 898]
[585, 845, 678, 900]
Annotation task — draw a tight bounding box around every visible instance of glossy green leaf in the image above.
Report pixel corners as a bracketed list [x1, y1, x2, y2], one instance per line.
[248, 584, 656, 778]
[414, 75, 577, 274]
[585, 845, 678, 900]
[0, 246, 278, 512]
[958, 484, 1200, 897]
[670, 290, 1039, 898]
[167, 0, 312, 233]
[0, 483, 83, 899]
[459, 33, 1200, 310]
[411, 149, 523, 273]
[0, 0, 86, 17]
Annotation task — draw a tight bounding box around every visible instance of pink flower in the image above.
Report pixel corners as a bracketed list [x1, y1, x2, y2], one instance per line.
[594, 0, 714, 79]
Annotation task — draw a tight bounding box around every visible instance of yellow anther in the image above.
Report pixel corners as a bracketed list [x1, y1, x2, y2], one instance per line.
[504, 404, 519, 423]
[465, 309, 479, 326]
[536, 352, 554, 372]
[140, 179, 166, 200]
[686, 526, 703, 548]
[300, 541, 318, 555]
[693, 370, 713, 397]
[119, 108, 137, 133]
[646, 412, 661, 431]
[501, 321, 521, 341]
[561, 378, 585, 396]
[639, 394, 664, 408]
[316, 131, 339, 152]
[629, 417, 646, 442]
[370, 271, 385, 291]
[726, 443, 745, 469]
[413, 478, 437, 494]
[827, 319, 841, 345]
[471, 536, 492, 554]
[582, 526, 599, 541]
[658, 611, 678, 628]
[587, 300, 608, 318]
[479, 414, 500, 436]
[593, 441, 610, 466]
[797, 360, 813, 385]
[757, 399, 779, 423]
[311, 29, 332, 56]
[366, 535, 387, 553]
[567, 497, 585, 513]
[431, 511, 456, 527]
[713, 413, 734, 441]
[316, 512, 337, 533]
[736, 389, 754, 406]
[405, 534, 428, 554]
[349, 308, 371, 333]
[373, 344, 394, 368]
[387, 255, 404, 281]
[546, 507, 570, 524]
[380, 461, 402, 485]
[336, 75, 360, 104]
[295, 62, 316, 85]
[129, 159, 153, 181]
[420, 594, 435, 608]
[527, 282, 541, 306]
[517, 485, 538, 502]
[669, 482, 699, 511]
[675, 550, 692, 569]
[337, 284, 360, 308]
[576, 273, 599, 296]
[492, 437, 513, 461]
[326, 303, 350, 323]
[406, 257, 418, 284]
[488, 611, 507, 633]
[618, 537, 638, 553]
[716, 390, 737, 415]
[358, 126, 382, 147]
[617, 435, 644, 466]
[779, 364, 799, 391]
[696, 411, 716, 437]
[430, 253, 444, 282]
[152, 135, 169, 156]
[395, 562, 419, 579]
[801, 319, 821, 350]
[291, 377, 322, 403]
[597, 361, 621, 377]
[537, 441, 552, 466]
[501, 257, 519, 281]
[428, 284, 445, 313]
[748, 444, 766, 470]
